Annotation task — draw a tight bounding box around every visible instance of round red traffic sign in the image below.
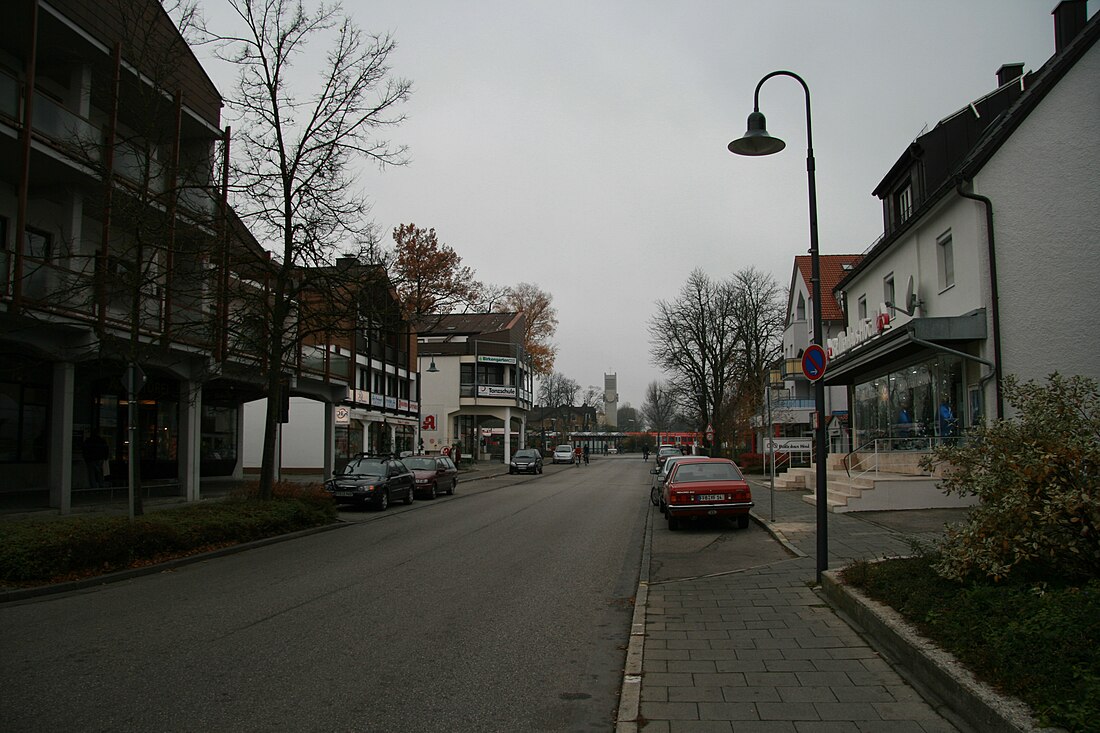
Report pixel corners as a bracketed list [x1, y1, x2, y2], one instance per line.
[801, 344, 828, 382]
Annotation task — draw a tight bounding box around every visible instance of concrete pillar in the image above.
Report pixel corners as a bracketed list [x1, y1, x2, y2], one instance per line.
[323, 403, 335, 480]
[519, 414, 527, 449]
[49, 362, 75, 513]
[503, 407, 512, 465]
[178, 380, 201, 501]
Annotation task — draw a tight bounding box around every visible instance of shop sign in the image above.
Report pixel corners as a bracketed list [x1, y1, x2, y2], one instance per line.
[354, 389, 370, 404]
[827, 303, 893, 359]
[477, 385, 517, 398]
[765, 437, 812, 452]
[422, 413, 439, 431]
[398, 399, 411, 411]
[477, 355, 516, 365]
[334, 405, 350, 425]
[385, 396, 397, 409]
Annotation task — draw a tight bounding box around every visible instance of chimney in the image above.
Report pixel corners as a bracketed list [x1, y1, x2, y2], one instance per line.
[996, 63, 1025, 86]
[1053, 0, 1088, 53]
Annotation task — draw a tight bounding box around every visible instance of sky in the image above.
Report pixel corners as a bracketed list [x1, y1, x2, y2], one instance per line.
[192, 0, 1087, 411]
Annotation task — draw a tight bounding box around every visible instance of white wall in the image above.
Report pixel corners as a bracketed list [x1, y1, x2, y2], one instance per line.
[975, 41, 1100, 389]
[243, 397, 326, 469]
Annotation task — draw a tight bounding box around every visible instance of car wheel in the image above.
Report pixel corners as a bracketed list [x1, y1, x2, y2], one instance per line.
[447, 480, 455, 495]
[377, 491, 389, 511]
[649, 486, 659, 506]
[509, 468, 515, 475]
[538, 465, 543, 474]
[667, 512, 679, 531]
[429, 483, 437, 499]
[737, 514, 750, 529]
[404, 485, 415, 505]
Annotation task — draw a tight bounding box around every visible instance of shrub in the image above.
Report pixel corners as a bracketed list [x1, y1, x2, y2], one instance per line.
[0, 495, 337, 585]
[924, 373, 1100, 583]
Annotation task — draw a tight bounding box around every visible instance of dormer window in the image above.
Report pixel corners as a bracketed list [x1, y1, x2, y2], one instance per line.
[894, 183, 913, 224]
[795, 293, 806, 321]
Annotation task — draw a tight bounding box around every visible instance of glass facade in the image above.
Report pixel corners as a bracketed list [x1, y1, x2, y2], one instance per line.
[851, 354, 968, 450]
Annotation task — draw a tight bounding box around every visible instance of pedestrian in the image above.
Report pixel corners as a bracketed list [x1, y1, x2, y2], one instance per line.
[583, 445, 590, 465]
[642, 445, 649, 461]
[82, 428, 109, 488]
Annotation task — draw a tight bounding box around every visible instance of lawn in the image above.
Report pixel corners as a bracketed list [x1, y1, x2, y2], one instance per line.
[842, 554, 1100, 731]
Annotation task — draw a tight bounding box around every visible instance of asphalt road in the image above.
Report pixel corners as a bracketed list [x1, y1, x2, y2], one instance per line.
[0, 457, 649, 732]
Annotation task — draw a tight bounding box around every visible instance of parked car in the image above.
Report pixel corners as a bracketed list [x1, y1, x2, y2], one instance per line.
[650, 455, 707, 506]
[402, 455, 458, 498]
[326, 455, 415, 510]
[552, 444, 575, 464]
[509, 448, 544, 474]
[607, 447, 618, 454]
[661, 458, 754, 531]
[655, 444, 683, 469]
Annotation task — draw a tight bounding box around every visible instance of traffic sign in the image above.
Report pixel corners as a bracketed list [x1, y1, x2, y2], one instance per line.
[801, 344, 828, 382]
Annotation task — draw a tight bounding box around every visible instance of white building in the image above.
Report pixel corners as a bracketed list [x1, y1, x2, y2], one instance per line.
[826, 1, 1099, 458]
[603, 372, 618, 428]
[418, 312, 533, 465]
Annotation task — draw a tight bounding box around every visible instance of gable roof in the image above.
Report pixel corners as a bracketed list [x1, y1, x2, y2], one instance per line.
[418, 312, 525, 338]
[792, 254, 863, 322]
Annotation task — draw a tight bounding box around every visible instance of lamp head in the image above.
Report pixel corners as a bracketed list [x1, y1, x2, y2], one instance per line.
[427, 356, 439, 373]
[728, 110, 786, 156]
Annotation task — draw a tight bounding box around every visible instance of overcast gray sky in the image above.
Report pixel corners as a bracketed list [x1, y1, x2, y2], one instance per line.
[195, 0, 1086, 411]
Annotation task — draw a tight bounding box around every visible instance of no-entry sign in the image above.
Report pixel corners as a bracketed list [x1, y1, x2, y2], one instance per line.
[801, 344, 828, 382]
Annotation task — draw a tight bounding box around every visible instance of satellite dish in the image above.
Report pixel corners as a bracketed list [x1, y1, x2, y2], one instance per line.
[904, 275, 923, 316]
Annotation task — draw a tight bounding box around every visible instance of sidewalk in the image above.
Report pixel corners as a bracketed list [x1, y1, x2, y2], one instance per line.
[619, 477, 966, 733]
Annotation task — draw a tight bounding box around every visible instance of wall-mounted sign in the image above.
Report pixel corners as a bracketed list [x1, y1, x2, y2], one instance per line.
[477, 355, 516, 365]
[334, 405, 350, 425]
[477, 385, 517, 398]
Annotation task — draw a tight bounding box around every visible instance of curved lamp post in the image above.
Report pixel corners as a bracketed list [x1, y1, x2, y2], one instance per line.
[728, 70, 828, 583]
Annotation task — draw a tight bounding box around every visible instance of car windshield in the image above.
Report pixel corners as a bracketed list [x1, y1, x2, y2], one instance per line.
[671, 463, 744, 482]
[515, 449, 539, 458]
[342, 459, 387, 476]
[659, 447, 681, 456]
[403, 458, 438, 471]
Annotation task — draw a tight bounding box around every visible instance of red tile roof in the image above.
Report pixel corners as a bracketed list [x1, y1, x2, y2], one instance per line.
[793, 255, 863, 322]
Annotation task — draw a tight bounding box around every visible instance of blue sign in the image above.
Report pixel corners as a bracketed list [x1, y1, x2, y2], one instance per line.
[801, 344, 828, 382]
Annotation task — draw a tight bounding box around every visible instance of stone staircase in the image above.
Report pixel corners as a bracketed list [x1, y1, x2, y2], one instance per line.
[768, 452, 978, 513]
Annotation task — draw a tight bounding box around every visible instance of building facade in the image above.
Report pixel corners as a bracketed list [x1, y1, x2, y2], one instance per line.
[825, 2, 1100, 458]
[418, 312, 533, 464]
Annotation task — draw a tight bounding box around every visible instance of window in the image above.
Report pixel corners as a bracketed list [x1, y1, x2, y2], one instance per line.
[857, 295, 867, 321]
[884, 274, 895, 316]
[795, 293, 806, 321]
[937, 232, 955, 290]
[894, 183, 913, 225]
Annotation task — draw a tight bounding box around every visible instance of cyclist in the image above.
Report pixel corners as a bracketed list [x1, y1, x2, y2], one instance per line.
[582, 445, 590, 465]
[573, 445, 582, 465]
[642, 445, 650, 462]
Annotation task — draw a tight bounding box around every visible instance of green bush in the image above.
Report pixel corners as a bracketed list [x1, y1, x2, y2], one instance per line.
[924, 374, 1100, 583]
[0, 493, 336, 585]
[843, 555, 1100, 731]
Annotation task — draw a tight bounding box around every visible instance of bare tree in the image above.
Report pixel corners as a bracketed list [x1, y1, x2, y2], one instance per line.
[207, 0, 411, 498]
[648, 267, 785, 455]
[641, 380, 678, 435]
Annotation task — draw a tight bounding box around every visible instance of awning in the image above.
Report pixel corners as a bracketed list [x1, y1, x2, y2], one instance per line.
[823, 310, 990, 385]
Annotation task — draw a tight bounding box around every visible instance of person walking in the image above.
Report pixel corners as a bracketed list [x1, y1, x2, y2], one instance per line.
[582, 444, 590, 465]
[642, 445, 649, 462]
[82, 428, 109, 488]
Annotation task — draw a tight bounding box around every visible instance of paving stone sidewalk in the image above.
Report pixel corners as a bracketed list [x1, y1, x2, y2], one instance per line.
[622, 481, 965, 733]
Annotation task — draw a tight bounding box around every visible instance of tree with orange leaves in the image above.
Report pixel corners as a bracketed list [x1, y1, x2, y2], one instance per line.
[496, 282, 558, 375]
[391, 223, 482, 320]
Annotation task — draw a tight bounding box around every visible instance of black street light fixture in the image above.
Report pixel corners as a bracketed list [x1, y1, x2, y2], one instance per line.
[729, 70, 829, 583]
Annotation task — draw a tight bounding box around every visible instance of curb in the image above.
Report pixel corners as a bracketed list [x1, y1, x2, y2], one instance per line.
[615, 503, 653, 733]
[0, 521, 352, 605]
[820, 570, 1052, 733]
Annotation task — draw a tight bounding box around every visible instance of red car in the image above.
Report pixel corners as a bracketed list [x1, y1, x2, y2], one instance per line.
[402, 455, 458, 499]
[661, 457, 753, 531]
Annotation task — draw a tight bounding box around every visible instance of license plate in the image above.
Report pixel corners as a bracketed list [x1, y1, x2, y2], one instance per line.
[697, 494, 725, 502]
[335, 491, 353, 498]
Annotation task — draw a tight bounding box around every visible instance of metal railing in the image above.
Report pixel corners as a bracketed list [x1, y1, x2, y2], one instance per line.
[843, 437, 945, 482]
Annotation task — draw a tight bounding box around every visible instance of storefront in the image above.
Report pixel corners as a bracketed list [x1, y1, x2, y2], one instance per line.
[825, 311, 991, 452]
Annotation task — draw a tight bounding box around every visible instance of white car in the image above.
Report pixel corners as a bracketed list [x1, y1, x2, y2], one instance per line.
[552, 444, 575, 464]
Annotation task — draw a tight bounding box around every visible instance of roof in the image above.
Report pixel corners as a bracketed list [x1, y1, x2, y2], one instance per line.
[418, 312, 525, 338]
[842, 5, 1100, 288]
[792, 254, 863, 322]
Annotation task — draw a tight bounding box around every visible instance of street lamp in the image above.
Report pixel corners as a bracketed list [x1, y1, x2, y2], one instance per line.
[729, 70, 829, 583]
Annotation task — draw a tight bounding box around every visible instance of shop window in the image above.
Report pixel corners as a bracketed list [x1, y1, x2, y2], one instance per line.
[0, 382, 49, 462]
[937, 232, 955, 291]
